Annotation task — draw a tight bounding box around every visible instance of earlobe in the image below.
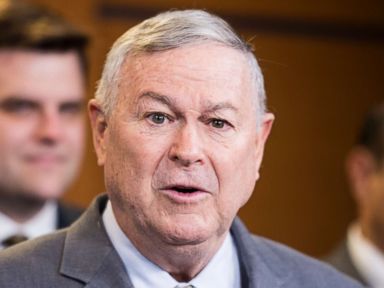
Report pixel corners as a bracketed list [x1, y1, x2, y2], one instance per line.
[88, 99, 108, 166]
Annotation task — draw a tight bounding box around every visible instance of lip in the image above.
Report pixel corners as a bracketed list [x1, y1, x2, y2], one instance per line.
[24, 154, 65, 166]
[159, 184, 210, 204]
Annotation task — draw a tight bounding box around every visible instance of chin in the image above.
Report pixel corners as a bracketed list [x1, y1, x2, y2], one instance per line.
[24, 185, 64, 201]
[159, 217, 218, 245]
[165, 230, 210, 246]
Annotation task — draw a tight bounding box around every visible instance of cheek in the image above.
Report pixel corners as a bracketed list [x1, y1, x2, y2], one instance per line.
[64, 120, 85, 149]
[0, 120, 33, 150]
[212, 140, 258, 212]
[105, 127, 166, 195]
[372, 181, 384, 210]
[0, 121, 34, 176]
[215, 135, 258, 182]
[363, 177, 384, 223]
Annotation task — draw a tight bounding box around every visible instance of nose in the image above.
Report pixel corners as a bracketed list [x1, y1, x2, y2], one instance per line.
[35, 109, 62, 145]
[168, 123, 205, 167]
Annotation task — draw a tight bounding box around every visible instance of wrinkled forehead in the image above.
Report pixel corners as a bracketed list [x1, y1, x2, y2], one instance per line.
[116, 44, 257, 109]
[121, 43, 252, 76]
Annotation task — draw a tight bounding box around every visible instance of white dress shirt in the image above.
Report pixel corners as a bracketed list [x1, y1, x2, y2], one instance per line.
[102, 201, 241, 288]
[348, 223, 384, 288]
[0, 201, 57, 249]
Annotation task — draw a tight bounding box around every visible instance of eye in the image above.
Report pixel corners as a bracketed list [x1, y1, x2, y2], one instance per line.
[60, 102, 84, 115]
[146, 112, 171, 125]
[210, 119, 225, 128]
[0, 98, 38, 114]
[208, 118, 232, 129]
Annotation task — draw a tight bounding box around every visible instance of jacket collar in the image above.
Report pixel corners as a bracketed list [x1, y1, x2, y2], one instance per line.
[59, 194, 134, 287]
[230, 218, 292, 288]
[59, 194, 291, 288]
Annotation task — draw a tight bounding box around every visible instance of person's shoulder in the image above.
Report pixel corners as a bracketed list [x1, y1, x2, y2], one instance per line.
[57, 201, 85, 228]
[323, 239, 353, 271]
[0, 230, 67, 287]
[250, 235, 364, 287]
[323, 239, 367, 284]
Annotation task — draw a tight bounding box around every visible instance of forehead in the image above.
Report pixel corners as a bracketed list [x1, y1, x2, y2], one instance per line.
[118, 43, 256, 109]
[0, 49, 84, 102]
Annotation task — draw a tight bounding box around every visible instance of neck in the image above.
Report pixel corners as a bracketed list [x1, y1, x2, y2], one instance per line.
[0, 192, 46, 223]
[360, 219, 384, 253]
[116, 212, 228, 282]
[135, 232, 226, 282]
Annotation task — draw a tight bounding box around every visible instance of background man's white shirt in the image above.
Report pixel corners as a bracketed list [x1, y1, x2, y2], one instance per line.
[348, 224, 384, 288]
[0, 201, 57, 249]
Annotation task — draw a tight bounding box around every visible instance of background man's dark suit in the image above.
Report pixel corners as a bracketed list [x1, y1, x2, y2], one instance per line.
[57, 202, 83, 229]
[325, 241, 367, 286]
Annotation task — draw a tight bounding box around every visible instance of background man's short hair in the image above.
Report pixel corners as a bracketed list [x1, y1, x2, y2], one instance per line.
[96, 9, 267, 125]
[0, 0, 88, 72]
[356, 102, 384, 167]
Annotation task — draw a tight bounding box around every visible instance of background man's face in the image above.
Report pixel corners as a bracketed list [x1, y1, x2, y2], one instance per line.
[361, 163, 384, 250]
[95, 43, 272, 246]
[0, 50, 85, 200]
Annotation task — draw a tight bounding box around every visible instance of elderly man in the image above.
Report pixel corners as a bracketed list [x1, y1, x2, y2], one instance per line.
[0, 0, 87, 249]
[325, 102, 384, 287]
[0, 10, 362, 287]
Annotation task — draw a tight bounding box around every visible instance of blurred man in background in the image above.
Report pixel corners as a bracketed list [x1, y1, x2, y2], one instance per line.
[325, 102, 384, 287]
[0, 0, 88, 249]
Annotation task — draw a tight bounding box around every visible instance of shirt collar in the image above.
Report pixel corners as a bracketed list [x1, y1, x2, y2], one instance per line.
[102, 200, 241, 288]
[0, 200, 57, 248]
[347, 223, 384, 288]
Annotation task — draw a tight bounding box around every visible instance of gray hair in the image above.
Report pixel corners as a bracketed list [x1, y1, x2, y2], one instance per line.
[95, 9, 267, 123]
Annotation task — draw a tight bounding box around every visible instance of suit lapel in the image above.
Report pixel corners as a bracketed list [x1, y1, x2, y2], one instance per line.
[231, 218, 291, 288]
[84, 251, 134, 288]
[59, 195, 134, 287]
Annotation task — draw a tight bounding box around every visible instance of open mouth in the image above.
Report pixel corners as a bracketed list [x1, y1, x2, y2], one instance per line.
[171, 186, 199, 193]
[160, 184, 208, 203]
[166, 185, 200, 194]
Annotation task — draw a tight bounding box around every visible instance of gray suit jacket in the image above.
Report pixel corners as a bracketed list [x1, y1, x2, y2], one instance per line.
[324, 240, 367, 286]
[0, 195, 363, 288]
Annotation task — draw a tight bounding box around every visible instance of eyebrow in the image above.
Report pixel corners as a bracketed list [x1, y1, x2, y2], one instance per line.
[0, 96, 39, 107]
[204, 102, 239, 114]
[0, 95, 36, 102]
[60, 99, 86, 106]
[138, 91, 175, 107]
[0, 96, 85, 108]
[0, 95, 84, 102]
[137, 91, 239, 115]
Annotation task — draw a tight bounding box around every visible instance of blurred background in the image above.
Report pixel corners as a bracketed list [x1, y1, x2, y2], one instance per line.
[28, 0, 384, 257]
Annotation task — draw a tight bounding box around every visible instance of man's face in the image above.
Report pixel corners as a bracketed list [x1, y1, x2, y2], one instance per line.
[0, 50, 85, 201]
[91, 43, 273, 246]
[361, 163, 384, 250]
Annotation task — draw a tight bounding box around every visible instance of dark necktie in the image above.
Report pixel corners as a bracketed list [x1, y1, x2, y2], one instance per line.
[2, 234, 28, 248]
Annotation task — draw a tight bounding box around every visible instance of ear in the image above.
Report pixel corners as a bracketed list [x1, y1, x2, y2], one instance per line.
[346, 147, 376, 204]
[88, 99, 108, 166]
[254, 112, 275, 179]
